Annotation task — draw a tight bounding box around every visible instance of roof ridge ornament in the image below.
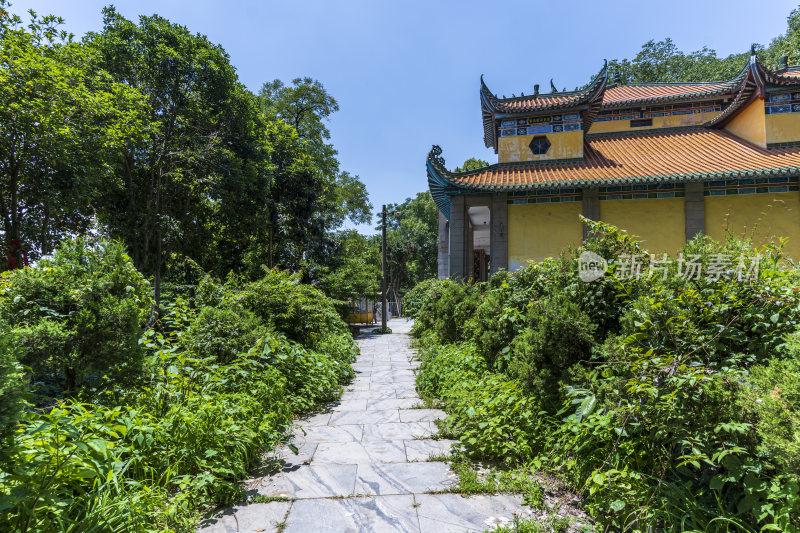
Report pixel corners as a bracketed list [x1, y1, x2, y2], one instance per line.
[428, 145, 446, 169]
[550, 79, 558, 93]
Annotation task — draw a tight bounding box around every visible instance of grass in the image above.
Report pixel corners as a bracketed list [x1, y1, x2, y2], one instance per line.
[248, 495, 294, 504]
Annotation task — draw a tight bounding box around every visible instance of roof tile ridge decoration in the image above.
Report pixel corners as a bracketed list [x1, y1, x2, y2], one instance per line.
[705, 52, 763, 128]
[602, 65, 749, 110]
[427, 129, 800, 196]
[480, 61, 608, 115]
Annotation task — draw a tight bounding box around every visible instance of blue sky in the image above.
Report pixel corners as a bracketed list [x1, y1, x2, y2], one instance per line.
[15, 0, 800, 232]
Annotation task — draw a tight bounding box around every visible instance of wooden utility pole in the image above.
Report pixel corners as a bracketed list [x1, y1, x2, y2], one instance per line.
[381, 205, 387, 331]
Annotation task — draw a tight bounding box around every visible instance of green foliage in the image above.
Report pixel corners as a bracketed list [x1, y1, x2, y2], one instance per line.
[410, 220, 800, 531]
[409, 279, 480, 345]
[183, 303, 269, 364]
[0, 238, 151, 394]
[383, 192, 439, 294]
[0, 2, 149, 262]
[746, 333, 800, 477]
[453, 157, 489, 173]
[317, 230, 380, 304]
[0, 249, 358, 531]
[508, 295, 595, 404]
[0, 323, 25, 437]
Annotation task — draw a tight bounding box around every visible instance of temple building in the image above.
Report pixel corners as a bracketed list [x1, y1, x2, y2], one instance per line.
[428, 51, 800, 280]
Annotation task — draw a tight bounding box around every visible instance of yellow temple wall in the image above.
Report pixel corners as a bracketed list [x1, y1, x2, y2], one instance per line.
[765, 112, 800, 145]
[724, 98, 766, 147]
[705, 192, 800, 260]
[598, 198, 686, 254]
[587, 112, 720, 134]
[498, 130, 583, 163]
[507, 202, 583, 269]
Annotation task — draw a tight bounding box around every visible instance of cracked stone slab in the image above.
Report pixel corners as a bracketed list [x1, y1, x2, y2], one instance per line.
[255, 464, 357, 499]
[314, 440, 407, 465]
[403, 439, 457, 462]
[415, 493, 536, 533]
[362, 422, 436, 441]
[329, 409, 400, 425]
[354, 462, 456, 496]
[293, 424, 363, 443]
[367, 398, 420, 410]
[198, 501, 292, 533]
[283, 495, 418, 533]
[399, 409, 446, 423]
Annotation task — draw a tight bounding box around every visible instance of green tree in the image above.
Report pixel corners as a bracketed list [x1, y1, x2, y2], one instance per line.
[382, 192, 439, 293]
[86, 8, 261, 307]
[258, 78, 371, 272]
[0, 3, 147, 266]
[317, 230, 380, 303]
[454, 157, 489, 172]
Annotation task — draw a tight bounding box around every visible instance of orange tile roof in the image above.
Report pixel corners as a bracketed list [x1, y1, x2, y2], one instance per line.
[435, 128, 800, 190]
[602, 82, 736, 106]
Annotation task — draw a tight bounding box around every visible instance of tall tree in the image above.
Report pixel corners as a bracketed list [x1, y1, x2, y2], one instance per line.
[85, 8, 260, 307]
[257, 78, 371, 271]
[0, 3, 147, 267]
[382, 192, 439, 293]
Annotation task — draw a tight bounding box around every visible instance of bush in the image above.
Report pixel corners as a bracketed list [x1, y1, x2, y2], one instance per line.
[0, 238, 152, 395]
[183, 303, 270, 363]
[508, 295, 595, 404]
[0, 258, 360, 531]
[0, 324, 25, 438]
[402, 277, 439, 318]
[747, 333, 800, 477]
[409, 278, 480, 344]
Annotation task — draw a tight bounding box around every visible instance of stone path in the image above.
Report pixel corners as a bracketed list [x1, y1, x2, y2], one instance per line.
[199, 319, 534, 533]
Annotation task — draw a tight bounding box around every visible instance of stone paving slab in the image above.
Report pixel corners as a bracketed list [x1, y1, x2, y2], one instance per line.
[314, 440, 407, 464]
[354, 462, 457, 496]
[199, 501, 291, 532]
[403, 439, 457, 462]
[293, 424, 363, 443]
[362, 422, 436, 441]
[399, 409, 446, 423]
[255, 464, 357, 499]
[415, 493, 536, 533]
[330, 408, 401, 425]
[283, 495, 418, 533]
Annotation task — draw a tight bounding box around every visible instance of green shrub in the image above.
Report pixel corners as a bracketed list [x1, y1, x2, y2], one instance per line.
[402, 277, 439, 318]
[0, 238, 152, 395]
[0, 324, 26, 438]
[508, 295, 595, 404]
[409, 279, 480, 344]
[409, 220, 800, 531]
[0, 259, 359, 531]
[747, 333, 800, 477]
[183, 303, 270, 363]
